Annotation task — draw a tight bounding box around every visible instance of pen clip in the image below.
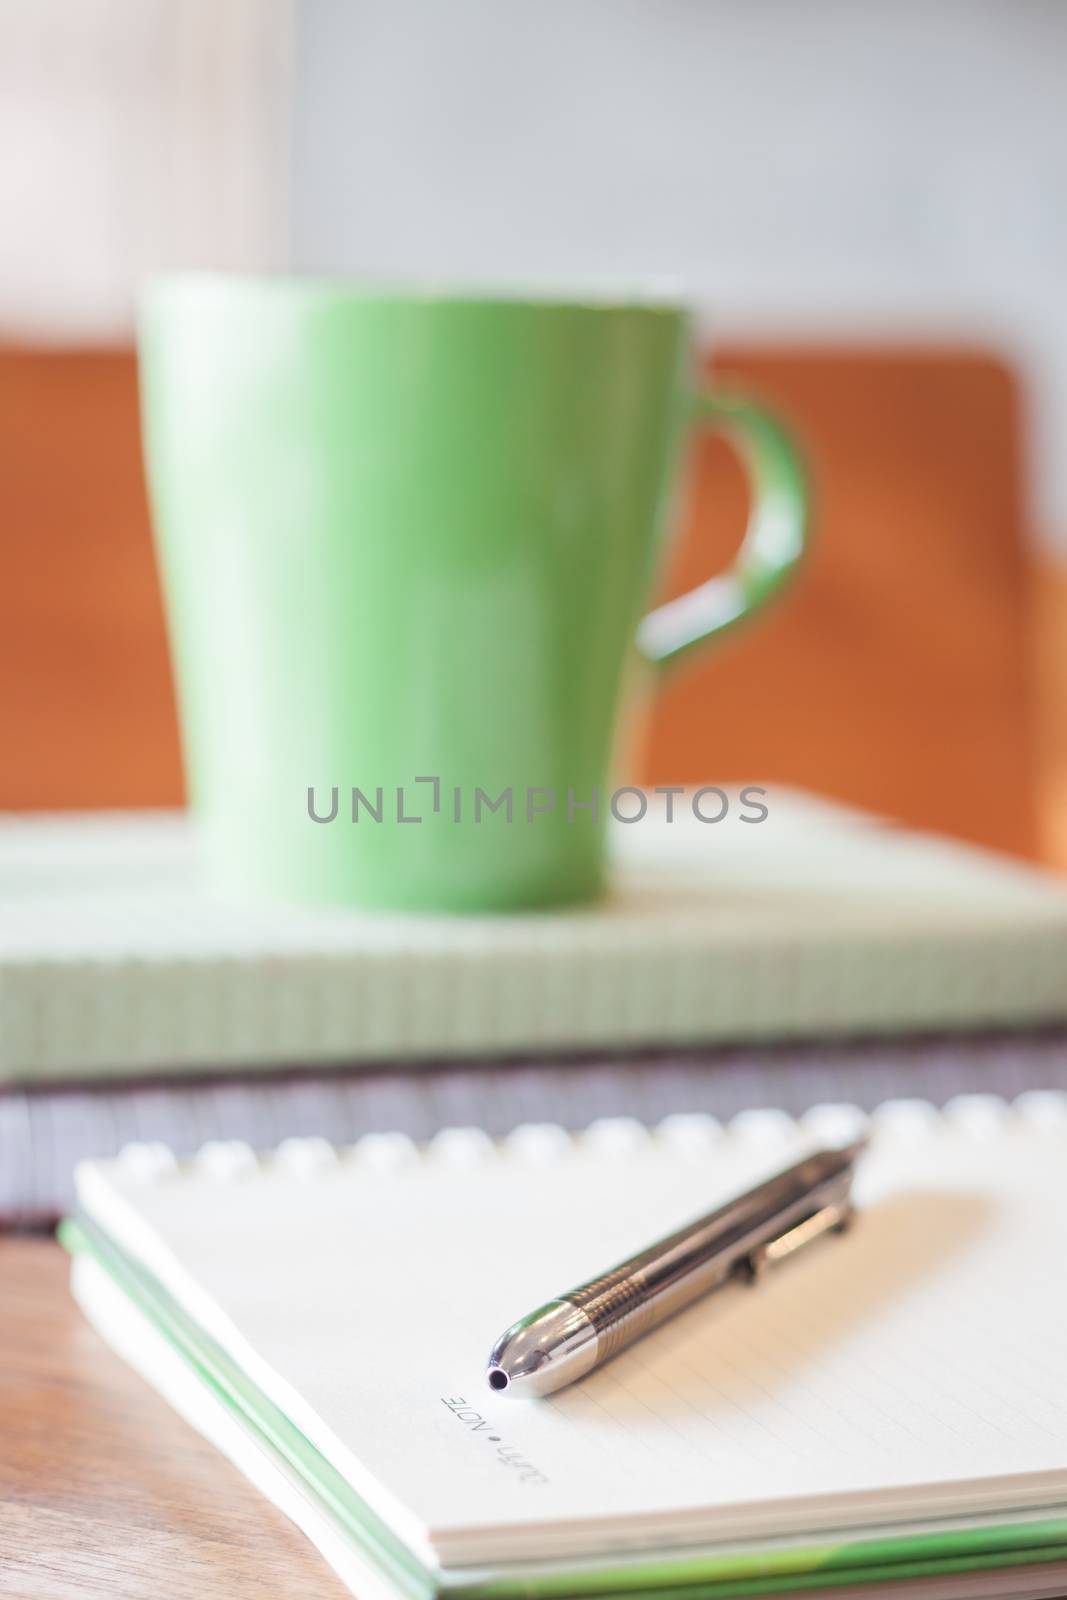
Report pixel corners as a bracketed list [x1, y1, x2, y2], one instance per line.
[735, 1183, 855, 1284]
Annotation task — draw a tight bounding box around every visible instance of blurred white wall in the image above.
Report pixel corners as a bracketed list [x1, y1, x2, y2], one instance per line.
[291, 0, 1067, 548]
[0, 0, 291, 340]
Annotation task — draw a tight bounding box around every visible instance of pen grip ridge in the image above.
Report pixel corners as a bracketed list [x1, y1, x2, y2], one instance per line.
[569, 1268, 662, 1361]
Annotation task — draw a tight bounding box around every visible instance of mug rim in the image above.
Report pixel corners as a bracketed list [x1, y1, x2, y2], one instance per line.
[140, 272, 688, 319]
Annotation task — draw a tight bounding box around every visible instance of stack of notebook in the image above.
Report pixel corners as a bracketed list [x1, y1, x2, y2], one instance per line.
[67, 1095, 1067, 1599]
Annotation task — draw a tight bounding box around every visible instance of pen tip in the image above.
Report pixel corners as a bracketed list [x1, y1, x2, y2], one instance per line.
[486, 1299, 599, 1398]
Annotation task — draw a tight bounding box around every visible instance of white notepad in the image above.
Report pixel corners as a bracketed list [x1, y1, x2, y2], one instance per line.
[68, 1097, 1067, 1598]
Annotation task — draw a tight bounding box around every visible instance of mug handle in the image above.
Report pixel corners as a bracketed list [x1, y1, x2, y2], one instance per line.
[636, 391, 809, 669]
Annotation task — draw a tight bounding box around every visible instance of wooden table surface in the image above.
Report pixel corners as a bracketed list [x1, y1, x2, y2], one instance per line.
[0, 1239, 347, 1599]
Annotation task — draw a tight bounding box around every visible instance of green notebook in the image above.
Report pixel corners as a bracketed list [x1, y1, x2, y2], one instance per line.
[64, 1097, 1067, 1598]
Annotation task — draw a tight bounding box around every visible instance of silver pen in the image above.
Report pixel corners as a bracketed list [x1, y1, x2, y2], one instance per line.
[486, 1138, 866, 1398]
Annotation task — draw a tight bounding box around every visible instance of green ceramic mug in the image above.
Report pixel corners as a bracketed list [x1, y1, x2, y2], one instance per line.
[140, 278, 807, 912]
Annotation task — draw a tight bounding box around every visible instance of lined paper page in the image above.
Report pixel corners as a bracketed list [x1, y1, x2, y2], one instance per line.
[77, 1101, 1067, 1565]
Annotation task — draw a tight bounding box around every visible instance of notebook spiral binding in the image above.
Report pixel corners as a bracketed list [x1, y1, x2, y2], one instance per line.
[99, 1090, 1067, 1188]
